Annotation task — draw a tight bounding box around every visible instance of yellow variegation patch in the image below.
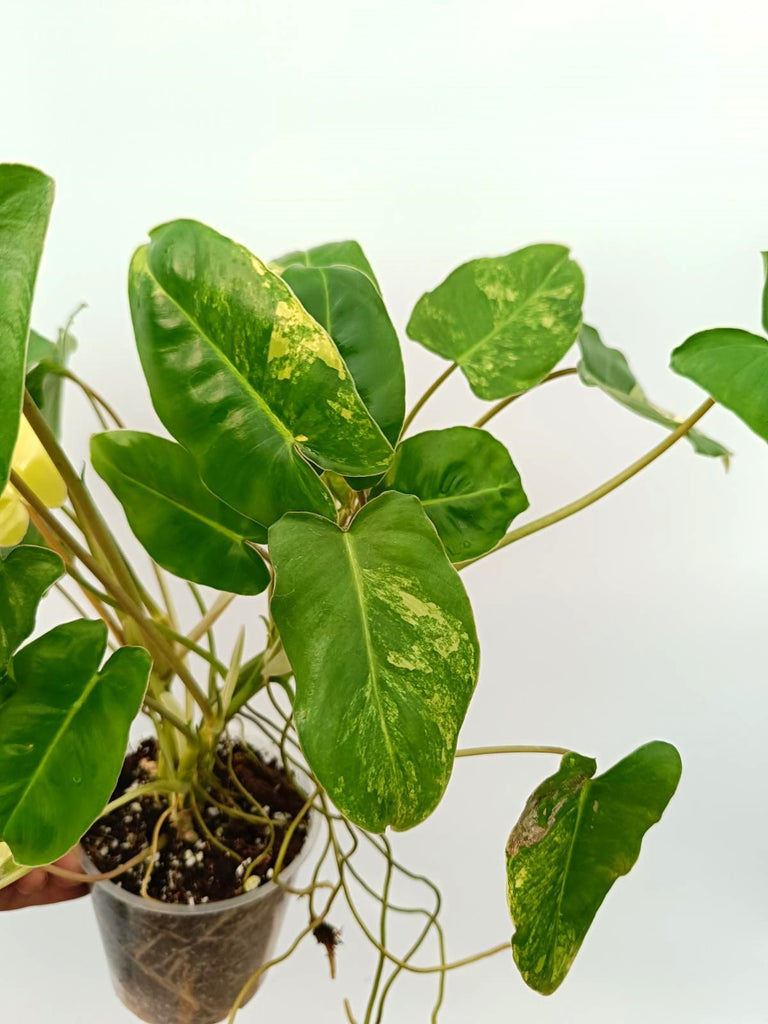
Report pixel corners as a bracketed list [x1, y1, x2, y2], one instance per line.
[269, 491, 480, 833]
[130, 219, 393, 528]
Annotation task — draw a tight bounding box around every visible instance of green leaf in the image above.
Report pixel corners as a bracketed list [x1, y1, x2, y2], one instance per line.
[671, 328, 768, 442]
[0, 620, 150, 865]
[25, 325, 78, 437]
[0, 545, 63, 670]
[130, 219, 393, 527]
[579, 325, 730, 462]
[91, 431, 270, 596]
[226, 645, 292, 720]
[406, 244, 584, 401]
[26, 330, 58, 368]
[373, 427, 528, 560]
[282, 264, 405, 446]
[762, 253, 768, 335]
[270, 491, 479, 832]
[0, 165, 55, 491]
[272, 239, 380, 292]
[506, 741, 682, 995]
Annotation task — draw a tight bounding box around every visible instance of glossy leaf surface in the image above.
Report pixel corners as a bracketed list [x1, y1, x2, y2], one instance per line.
[373, 427, 528, 560]
[282, 264, 405, 445]
[270, 492, 479, 832]
[272, 239, 380, 292]
[506, 741, 682, 994]
[671, 328, 768, 442]
[407, 244, 584, 400]
[0, 165, 54, 491]
[130, 219, 393, 527]
[0, 545, 63, 670]
[579, 325, 729, 461]
[0, 620, 150, 864]
[91, 431, 270, 595]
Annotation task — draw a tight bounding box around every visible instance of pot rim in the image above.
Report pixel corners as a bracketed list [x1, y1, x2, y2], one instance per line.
[79, 762, 318, 917]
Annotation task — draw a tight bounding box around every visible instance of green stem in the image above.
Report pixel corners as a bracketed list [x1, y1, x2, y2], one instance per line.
[101, 779, 187, 816]
[327, 811, 509, 976]
[151, 561, 177, 627]
[400, 363, 457, 437]
[152, 619, 228, 676]
[363, 837, 394, 1024]
[13, 473, 213, 721]
[458, 397, 715, 569]
[455, 745, 569, 758]
[187, 592, 236, 646]
[188, 584, 220, 703]
[53, 366, 125, 429]
[143, 694, 197, 741]
[472, 367, 578, 429]
[23, 391, 144, 608]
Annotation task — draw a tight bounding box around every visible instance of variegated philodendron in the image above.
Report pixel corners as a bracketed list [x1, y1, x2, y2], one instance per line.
[1, 162, 763, 1016]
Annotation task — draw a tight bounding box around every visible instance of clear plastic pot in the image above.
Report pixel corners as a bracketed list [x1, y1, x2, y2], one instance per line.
[81, 812, 315, 1024]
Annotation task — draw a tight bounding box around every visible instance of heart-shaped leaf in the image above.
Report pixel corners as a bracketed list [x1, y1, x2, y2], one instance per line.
[130, 219, 393, 527]
[282, 264, 405, 446]
[0, 545, 63, 670]
[270, 491, 479, 832]
[671, 328, 768, 442]
[0, 165, 54, 492]
[373, 427, 528, 560]
[91, 431, 270, 595]
[579, 325, 729, 461]
[0, 620, 150, 865]
[272, 239, 380, 292]
[506, 741, 682, 994]
[407, 245, 584, 401]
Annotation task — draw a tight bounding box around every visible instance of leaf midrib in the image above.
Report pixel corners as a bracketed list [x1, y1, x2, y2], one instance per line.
[341, 530, 399, 812]
[145, 253, 391, 476]
[546, 780, 591, 984]
[106, 460, 260, 544]
[143, 256, 297, 449]
[3, 665, 102, 837]
[420, 483, 514, 508]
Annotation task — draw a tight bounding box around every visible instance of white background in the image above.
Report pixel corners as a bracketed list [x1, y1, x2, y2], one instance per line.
[2, 1, 768, 1021]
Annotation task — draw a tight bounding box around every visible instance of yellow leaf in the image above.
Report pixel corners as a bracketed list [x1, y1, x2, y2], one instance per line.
[11, 417, 67, 509]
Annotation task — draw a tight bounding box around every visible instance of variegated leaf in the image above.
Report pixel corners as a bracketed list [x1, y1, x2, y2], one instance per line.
[269, 492, 479, 832]
[407, 244, 584, 400]
[130, 220, 393, 528]
[507, 741, 682, 994]
[281, 263, 405, 446]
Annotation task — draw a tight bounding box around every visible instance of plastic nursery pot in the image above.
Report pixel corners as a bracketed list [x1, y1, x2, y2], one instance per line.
[80, 807, 315, 1024]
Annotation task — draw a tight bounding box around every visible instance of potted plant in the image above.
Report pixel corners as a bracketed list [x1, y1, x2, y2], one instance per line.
[1, 162, 765, 1022]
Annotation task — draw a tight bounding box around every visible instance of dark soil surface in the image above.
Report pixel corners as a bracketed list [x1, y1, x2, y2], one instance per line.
[82, 738, 309, 905]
